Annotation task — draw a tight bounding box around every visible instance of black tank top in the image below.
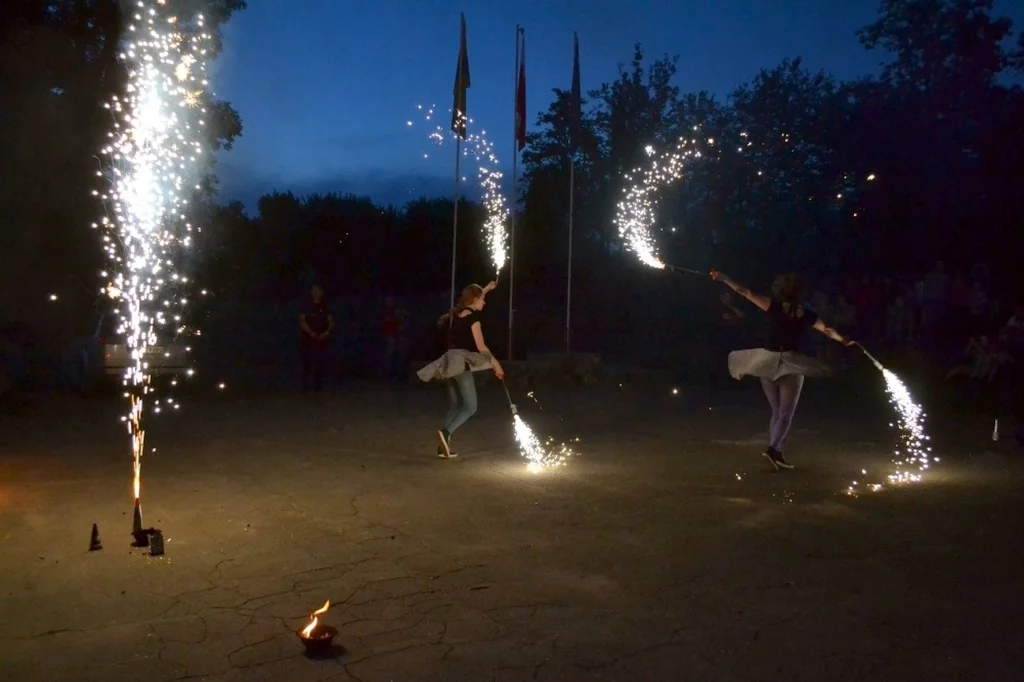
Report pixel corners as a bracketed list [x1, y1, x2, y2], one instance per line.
[765, 299, 818, 352]
[447, 309, 480, 351]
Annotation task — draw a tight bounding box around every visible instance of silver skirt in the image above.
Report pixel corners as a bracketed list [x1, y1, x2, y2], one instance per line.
[417, 349, 492, 382]
[727, 348, 832, 381]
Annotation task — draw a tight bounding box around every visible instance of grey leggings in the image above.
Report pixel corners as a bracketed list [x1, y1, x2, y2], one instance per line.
[760, 374, 805, 451]
[444, 371, 478, 436]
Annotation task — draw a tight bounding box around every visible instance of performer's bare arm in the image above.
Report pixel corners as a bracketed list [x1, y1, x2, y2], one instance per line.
[712, 272, 770, 312]
[471, 321, 504, 378]
[813, 319, 854, 346]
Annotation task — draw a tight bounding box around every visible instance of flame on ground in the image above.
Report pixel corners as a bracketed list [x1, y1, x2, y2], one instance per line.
[301, 600, 330, 637]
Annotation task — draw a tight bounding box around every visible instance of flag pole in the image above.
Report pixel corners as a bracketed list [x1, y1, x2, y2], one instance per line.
[566, 157, 574, 355]
[566, 31, 580, 357]
[450, 135, 461, 308]
[508, 25, 520, 361]
[449, 13, 469, 309]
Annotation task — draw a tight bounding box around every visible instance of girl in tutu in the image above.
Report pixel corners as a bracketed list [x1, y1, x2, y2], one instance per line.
[710, 271, 855, 471]
[417, 282, 505, 458]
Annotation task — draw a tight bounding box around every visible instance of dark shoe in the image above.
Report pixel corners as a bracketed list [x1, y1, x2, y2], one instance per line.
[436, 431, 457, 458]
[762, 447, 793, 471]
[772, 451, 794, 470]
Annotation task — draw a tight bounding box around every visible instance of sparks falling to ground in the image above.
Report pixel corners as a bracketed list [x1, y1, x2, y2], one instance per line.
[409, 104, 509, 272]
[507, 390, 577, 473]
[94, 0, 211, 509]
[847, 346, 933, 495]
[513, 415, 575, 473]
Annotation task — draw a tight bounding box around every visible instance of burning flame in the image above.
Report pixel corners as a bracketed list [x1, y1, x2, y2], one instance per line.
[301, 600, 330, 637]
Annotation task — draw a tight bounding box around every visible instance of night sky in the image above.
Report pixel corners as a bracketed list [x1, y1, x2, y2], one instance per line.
[212, 0, 1024, 211]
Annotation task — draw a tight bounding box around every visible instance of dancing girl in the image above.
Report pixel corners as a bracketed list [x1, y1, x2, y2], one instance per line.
[417, 282, 505, 458]
[711, 270, 855, 471]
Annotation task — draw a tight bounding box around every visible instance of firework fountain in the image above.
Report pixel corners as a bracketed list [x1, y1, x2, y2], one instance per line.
[94, 0, 211, 539]
[410, 105, 574, 472]
[614, 132, 931, 491]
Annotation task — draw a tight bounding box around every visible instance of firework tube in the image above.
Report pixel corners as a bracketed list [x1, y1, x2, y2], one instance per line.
[665, 263, 709, 276]
[503, 376, 520, 413]
[855, 342, 884, 371]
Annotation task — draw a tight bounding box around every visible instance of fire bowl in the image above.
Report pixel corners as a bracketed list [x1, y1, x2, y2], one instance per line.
[296, 625, 339, 657]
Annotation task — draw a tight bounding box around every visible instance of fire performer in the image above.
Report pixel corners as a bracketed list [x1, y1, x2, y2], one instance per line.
[417, 281, 505, 458]
[710, 270, 855, 471]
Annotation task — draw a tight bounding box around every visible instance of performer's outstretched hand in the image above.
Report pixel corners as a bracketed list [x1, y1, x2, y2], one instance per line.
[844, 338, 857, 347]
[710, 270, 725, 282]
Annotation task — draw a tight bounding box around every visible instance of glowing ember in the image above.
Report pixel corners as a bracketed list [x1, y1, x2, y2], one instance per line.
[846, 347, 932, 495]
[95, 1, 208, 505]
[410, 104, 509, 273]
[301, 600, 331, 638]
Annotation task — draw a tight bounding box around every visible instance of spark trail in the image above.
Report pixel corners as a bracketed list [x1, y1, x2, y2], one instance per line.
[846, 345, 933, 495]
[409, 104, 508, 272]
[94, 0, 211, 513]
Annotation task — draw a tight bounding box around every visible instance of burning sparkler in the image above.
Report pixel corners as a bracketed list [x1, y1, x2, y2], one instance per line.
[614, 130, 875, 272]
[410, 104, 509, 272]
[503, 382, 575, 472]
[613, 132, 736, 269]
[846, 344, 933, 495]
[94, 0, 210, 532]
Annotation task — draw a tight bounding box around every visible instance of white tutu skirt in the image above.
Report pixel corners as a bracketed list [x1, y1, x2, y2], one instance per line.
[727, 348, 832, 381]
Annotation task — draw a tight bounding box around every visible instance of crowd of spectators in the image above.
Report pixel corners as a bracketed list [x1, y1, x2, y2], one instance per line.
[808, 261, 1023, 387]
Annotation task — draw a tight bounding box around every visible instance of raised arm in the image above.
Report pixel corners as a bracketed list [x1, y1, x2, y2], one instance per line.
[710, 271, 770, 312]
[812, 318, 855, 346]
[471, 320, 505, 379]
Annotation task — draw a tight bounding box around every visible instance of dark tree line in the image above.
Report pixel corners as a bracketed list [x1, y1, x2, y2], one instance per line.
[189, 0, 1024, 357]
[4, 0, 1024, 360]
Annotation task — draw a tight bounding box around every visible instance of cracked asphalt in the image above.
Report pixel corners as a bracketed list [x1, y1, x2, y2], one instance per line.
[1, 380, 1023, 681]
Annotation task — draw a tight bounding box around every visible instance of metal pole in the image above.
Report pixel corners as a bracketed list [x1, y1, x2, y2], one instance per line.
[566, 158, 574, 355]
[508, 26, 520, 361]
[450, 136, 461, 308]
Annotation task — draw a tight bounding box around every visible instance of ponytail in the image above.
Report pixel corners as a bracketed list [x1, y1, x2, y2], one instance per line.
[437, 307, 460, 328]
[437, 283, 486, 328]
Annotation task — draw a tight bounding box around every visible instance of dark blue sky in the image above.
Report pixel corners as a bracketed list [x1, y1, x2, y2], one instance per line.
[212, 0, 1024, 211]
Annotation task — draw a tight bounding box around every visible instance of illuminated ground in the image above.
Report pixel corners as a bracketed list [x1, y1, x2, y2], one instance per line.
[1, 380, 1022, 681]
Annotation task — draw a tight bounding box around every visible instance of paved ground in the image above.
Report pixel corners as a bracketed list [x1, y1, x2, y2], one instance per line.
[1, 377, 1023, 681]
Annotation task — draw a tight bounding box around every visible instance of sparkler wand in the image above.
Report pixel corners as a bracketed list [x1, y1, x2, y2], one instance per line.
[846, 342, 933, 494]
[855, 342, 883, 370]
[663, 264, 707, 276]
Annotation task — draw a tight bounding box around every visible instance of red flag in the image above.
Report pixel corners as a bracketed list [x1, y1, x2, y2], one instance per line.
[515, 31, 526, 151]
